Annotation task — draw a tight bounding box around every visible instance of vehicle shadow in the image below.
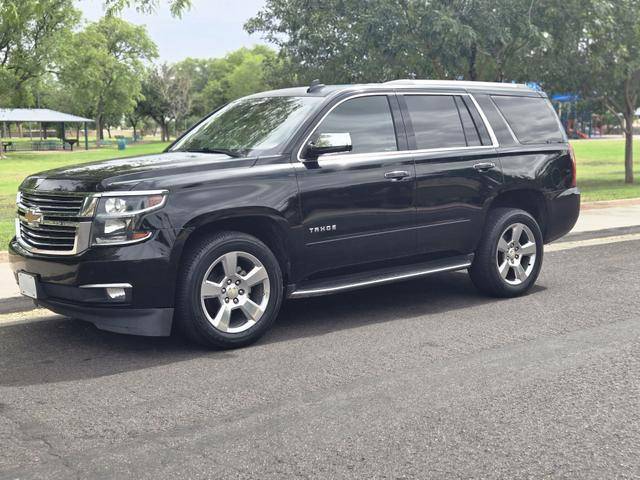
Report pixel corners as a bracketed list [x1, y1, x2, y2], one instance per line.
[266, 272, 546, 344]
[0, 272, 546, 387]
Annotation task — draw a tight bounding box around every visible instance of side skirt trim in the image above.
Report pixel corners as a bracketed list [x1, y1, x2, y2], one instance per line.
[289, 255, 473, 298]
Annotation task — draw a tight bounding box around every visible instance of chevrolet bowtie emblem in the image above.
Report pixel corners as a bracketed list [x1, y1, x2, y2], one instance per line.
[24, 208, 44, 226]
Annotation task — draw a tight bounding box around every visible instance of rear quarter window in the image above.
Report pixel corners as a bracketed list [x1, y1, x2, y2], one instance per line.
[492, 95, 565, 145]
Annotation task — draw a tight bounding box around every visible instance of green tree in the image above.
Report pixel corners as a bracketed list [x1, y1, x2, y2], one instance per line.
[103, 0, 191, 16]
[172, 46, 279, 121]
[137, 63, 191, 141]
[537, 0, 639, 184]
[0, 0, 79, 106]
[245, 0, 547, 84]
[59, 16, 157, 140]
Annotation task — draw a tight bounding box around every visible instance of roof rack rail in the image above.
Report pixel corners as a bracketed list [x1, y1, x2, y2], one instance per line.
[383, 79, 531, 90]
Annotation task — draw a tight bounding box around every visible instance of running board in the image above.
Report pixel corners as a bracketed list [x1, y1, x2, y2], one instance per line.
[288, 254, 474, 299]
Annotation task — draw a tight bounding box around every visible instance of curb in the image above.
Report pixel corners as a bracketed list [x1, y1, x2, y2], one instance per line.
[0, 296, 37, 315]
[560, 224, 640, 244]
[581, 197, 640, 211]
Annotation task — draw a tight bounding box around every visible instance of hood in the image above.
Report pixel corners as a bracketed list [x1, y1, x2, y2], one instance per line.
[20, 151, 257, 193]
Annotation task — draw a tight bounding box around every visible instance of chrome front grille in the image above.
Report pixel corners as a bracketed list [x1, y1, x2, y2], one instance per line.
[19, 222, 77, 251]
[16, 190, 93, 255]
[19, 191, 86, 215]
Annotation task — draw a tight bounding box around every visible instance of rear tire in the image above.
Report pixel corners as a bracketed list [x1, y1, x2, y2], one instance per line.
[469, 208, 543, 298]
[175, 231, 284, 349]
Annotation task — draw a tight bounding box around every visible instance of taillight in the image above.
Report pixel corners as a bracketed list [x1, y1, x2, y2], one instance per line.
[568, 144, 577, 188]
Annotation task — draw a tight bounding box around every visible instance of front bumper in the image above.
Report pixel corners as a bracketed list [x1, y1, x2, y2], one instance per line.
[8, 233, 177, 336]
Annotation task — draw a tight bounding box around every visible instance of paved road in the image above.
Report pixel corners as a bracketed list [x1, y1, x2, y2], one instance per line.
[1, 240, 639, 479]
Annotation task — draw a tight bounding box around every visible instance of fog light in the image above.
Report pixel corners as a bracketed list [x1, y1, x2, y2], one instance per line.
[106, 287, 127, 300]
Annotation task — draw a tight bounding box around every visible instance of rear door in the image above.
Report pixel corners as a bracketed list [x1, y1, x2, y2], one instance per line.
[398, 92, 503, 257]
[294, 93, 417, 278]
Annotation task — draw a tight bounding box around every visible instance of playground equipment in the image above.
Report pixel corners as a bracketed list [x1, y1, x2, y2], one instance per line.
[551, 93, 602, 139]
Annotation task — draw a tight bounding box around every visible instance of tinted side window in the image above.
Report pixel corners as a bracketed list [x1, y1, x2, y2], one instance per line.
[492, 95, 564, 144]
[314, 96, 398, 154]
[404, 95, 467, 149]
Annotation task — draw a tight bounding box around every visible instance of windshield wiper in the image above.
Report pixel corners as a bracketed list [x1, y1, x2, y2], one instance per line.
[186, 147, 243, 158]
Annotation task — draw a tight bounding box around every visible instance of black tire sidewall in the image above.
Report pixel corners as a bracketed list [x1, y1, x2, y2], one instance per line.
[180, 233, 283, 348]
[471, 208, 544, 297]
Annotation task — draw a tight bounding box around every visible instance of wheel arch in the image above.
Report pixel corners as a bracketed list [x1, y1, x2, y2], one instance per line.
[170, 208, 295, 285]
[486, 189, 548, 237]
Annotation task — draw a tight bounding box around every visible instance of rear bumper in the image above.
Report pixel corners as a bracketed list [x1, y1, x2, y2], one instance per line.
[8, 234, 177, 337]
[544, 187, 581, 243]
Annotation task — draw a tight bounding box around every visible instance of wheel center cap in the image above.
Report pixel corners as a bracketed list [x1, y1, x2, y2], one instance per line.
[227, 286, 239, 299]
[507, 248, 516, 260]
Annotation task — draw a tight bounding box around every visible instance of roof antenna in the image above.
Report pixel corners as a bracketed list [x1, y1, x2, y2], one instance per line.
[307, 79, 325, 93]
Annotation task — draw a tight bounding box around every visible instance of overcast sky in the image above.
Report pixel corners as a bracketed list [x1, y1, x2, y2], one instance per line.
[76, 0, 269, 62]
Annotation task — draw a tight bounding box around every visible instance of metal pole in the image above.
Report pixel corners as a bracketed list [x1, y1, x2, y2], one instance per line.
[84, 122, 88, 150]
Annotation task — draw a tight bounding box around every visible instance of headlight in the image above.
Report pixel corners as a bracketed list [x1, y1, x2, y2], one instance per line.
[91, 191, 167, 246]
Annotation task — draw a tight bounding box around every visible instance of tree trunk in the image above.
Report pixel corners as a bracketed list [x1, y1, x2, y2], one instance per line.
[468, 44, 478, 81]
[163, 123, 170, 142]
[96, 116, 104, 141]
[107, 126, 112, 139]
[624, 113, 634, 184]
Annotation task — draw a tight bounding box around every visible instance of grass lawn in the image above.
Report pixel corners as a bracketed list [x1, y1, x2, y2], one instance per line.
[0, 138, 639, 251]
[571, 138, 640, 201]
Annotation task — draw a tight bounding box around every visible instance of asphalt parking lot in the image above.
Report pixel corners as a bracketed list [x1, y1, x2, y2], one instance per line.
[1, 238, 639, 479]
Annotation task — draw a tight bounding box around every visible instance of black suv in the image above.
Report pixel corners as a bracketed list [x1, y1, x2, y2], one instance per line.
[9, 80, 580, 348]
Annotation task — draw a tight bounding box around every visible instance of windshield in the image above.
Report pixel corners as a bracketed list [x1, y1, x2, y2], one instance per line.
[171, 95, 322, 157]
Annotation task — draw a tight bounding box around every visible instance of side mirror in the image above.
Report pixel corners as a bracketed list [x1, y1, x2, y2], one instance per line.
[304, 133, 352, 161]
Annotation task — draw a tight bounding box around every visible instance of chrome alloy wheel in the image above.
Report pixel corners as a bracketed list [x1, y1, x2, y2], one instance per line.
[200, 251, 270, 333]
[496, 222, 537, 286]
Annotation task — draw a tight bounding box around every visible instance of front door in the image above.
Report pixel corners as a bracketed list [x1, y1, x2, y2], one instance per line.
[294, 94, 416, 279]
[397, 92, 503, 257]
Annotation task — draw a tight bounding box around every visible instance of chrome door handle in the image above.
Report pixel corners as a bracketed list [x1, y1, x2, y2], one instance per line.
[473, 162, 496, 172]
[384, 170, 410, 180]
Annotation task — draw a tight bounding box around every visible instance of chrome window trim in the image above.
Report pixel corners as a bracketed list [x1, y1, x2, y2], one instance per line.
[296, 91, 399, 163]
[399, 91, 500, 150]
[296, 91, 499, 163]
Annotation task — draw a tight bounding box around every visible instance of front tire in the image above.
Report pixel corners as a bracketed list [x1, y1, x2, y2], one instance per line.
[175, 231, 284, 349]
[469, 208, 544, 298]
